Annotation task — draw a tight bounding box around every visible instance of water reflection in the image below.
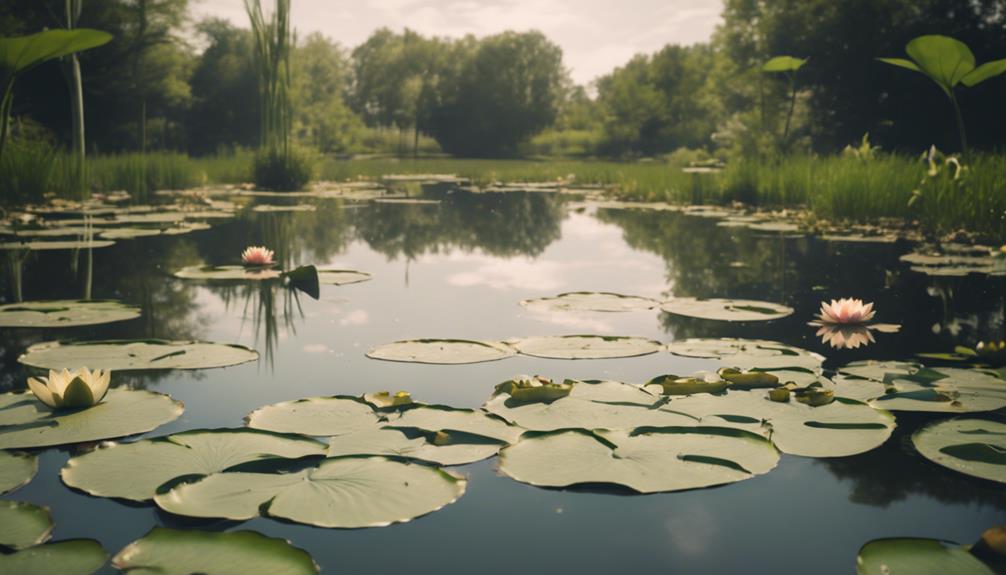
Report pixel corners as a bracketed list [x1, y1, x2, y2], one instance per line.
[814, 324, 875, 349]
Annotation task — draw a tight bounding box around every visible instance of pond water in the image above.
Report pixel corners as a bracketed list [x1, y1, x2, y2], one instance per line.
[1, 184, 1004, 574]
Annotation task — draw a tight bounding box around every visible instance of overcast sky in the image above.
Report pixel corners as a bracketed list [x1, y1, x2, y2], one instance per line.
[191, 0, 722, 85]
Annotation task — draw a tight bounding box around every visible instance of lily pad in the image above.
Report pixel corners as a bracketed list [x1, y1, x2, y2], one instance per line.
[112, 528, 318, 575]
[520, 292, 659, 313]
[174, 265, 282, 281]
[837, 361, 1006, 413]
[0, 500, 52, 549]
[155, 456, 467, 528]
[246, 396, 382, 436]
[0, 389, 183, 449]
[857, 538, 996, 575]
[661, 298, 794, 321]
[19, 339, 259, 371]
[61, 429, 328, 501]
[98, 223, 210, 240]
[911, 419, 1006, 483]
[251, 204, 317, 212]
[384, 404, 524, 444]
[666, 338, 825, 371]
[901, 244, 1006, 277]
[318, 269, 372, 286]
[512, 335, 663, 360]
[0, 300, 141, 328]
[367, 339, 515, 364]
[326, 428, 504, 466]
[0, 450, 37, 494]
[498, 427, 779, 493]
[0, 540, 107, 575]
[0, 240, 115, 251]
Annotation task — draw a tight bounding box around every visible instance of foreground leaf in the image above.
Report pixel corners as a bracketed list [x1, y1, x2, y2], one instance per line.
[0, 450, 37, 494]
[912, 418, 1006, 483]
[0, 500, 52, 549]
[0, 300, 141, 328]
[857, 537, 995, 575]
[18, 339, 259, 371]
[0, 540, 107, 575]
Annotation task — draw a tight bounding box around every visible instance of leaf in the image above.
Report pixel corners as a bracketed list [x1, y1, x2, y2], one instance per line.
[174, 265, 283, 281]
[0, 500, 52, 549]
[0, 300, 141, 328]
[326, 428, 504, 466]
[912, 418, 1006, 483]
[520, 292, 659, 313]
[317, 269, 372, 286]
[367, 339, 515, 364]
[0, 450, 37, 494]
[0, 540, 108, 575]
[112, 528, 318, 575]
[661, 298, 793, 322]
[0, 29, 113, 76]
[876, 57, 922, 73]
[840, 361, 1006, 413]
[905, 35, 976, 92]
[61, 429, 328, 502]
[18, 339, 259, 371]
[282, 265, 320, 300]
[0, 240, 115, 251]
[245, 395, 383, 436]
[384, 404, 524, 444]
[512, 335, 663, 360]
[856, 538, 995, 575]
[762, 56, 807, 73]
[666, 338, 825, 371]
[961, 58, 1006, 87]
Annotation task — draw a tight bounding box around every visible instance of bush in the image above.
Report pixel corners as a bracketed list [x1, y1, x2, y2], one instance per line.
[0, 138, 59, 205]
[252, 147, 315, 191]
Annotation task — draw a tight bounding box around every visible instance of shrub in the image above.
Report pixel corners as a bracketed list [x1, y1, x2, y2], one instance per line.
[252, 147, 315, 191]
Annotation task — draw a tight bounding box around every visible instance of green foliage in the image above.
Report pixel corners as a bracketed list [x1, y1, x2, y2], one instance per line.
[252, 146, 314, 191]
[0, 137, 58, 204]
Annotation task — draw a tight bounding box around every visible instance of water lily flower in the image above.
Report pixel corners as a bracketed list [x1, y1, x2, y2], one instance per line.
[241, 246, 275, 266]
[27, 368, 110, 409]
[817, 298, 876, 324]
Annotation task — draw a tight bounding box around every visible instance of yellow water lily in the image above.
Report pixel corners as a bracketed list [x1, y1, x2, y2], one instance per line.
[27, 368, 111, 409]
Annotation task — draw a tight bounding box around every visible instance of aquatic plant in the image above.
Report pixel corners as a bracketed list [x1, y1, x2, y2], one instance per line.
[816, 298, 876, 325]
[761, 56, 807, 149]
[241, 245, 276, 266]
[27, 368, 110, 409]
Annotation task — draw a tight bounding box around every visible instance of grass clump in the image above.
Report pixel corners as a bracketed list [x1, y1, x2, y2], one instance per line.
[252, 147, 314, 191]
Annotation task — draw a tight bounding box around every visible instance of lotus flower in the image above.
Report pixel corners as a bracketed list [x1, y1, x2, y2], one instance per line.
[817, 298, 876, 325]
[27, 368, 110, 409]
[241, 246, 275, 266]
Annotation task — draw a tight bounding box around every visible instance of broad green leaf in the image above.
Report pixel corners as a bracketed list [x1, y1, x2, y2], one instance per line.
[521, 292, 659, 313]
[61, 429, 328, 501]
[0, 500, 52, 549]
[905, 35, 975, 92]
[912, 418, 1006, 483]
[661, 298, 793, 322]
[499, 427, 779, 493]
[840, 361, 1006, 413]
[857, 538, 995, 575]
[384, 404, 524, 443]
[666, 338, 825, 371]
[962, 58, 1006, 87]
[513, 335, 663, 360]
[282, 265, 320, 299]
[0, 30, 113, 76]
[112, 528, 318, 575]
[18, 339, 259, 371]
[0, 450, 37, 494]
[0, 300, 140, 328]
[327, 428, 504, 466]
[0, 389, 183, 449]
[0, 540, 108, 575]
[246, 396, 382, 436]
[155, 456, 467, 528]
[876, 57, 922, 73]
[762, 56, 807, 73]
[367, 339, 515, 364]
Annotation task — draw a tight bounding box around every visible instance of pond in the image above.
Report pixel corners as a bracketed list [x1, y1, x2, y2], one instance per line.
[1, 182, 1004, 574]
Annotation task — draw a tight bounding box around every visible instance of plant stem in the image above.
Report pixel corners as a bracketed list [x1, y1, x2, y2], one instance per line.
[950, 92, 968, 155]
[0, 80, 14, 163]
[782, 72, 797, 151]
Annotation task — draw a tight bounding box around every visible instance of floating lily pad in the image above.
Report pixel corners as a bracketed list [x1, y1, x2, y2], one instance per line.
[857, 538, 996, 575]
[155, 456, 467, 528]
[113, 528, 318, 575]
[0, 500, 52, 549]
[520, 292, 659, 313]
[498, 427, 778, 493]
[901, 244, 1006, 277]
[246, 396, 382, 436]
[666, 338, 825, 371]
[318, 269, 372, 286]
[837, 361, 1006, 413]
[0, 300, 141, 328]
[251, 204, 317, 212]
[0, 540, 108, 575]
[174, 265, 282, 281]
[19, 339, 259, 371]
[327, 428, 504, 466]
[367, 339, 515, 364]
[384, 404, 524, 444]
[0, 390, 183, 449]
[911, 419, 1006, 483]
[61, 429, 328, 501]
[98, 223, 210, 240]
[512, 335, 663, 360]
[661, 298, 794, 321]
[0, 240, 115, 251]
[0, 450, 37, 494]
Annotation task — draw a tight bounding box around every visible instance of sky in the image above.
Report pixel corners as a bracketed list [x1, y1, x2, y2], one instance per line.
[190, 0, 723, 85]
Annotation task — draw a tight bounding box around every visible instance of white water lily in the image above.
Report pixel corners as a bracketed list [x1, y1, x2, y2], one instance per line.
[27, 368, 111, 409]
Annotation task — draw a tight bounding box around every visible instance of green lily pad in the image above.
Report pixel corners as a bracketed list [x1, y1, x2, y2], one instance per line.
[0, 540, 108, 575]
[661, 298, 794, 321]
[838, 361, 1006, 413]
[912, 419, 1006, 483]
[0, 240, 115, 251]
[384, 404, 524, 444]
[367, 339, 516, 364]
[245, 396, 382, 436]
[901, 244, 1006, 277]
[98, 223, 210, 240]
[666, 338, 825, 371]
[18, 339, 259, 371]
[326, 428, 505, 466]
[0, 300, 141, 328]
[512, 335, 663, 360]
[112, 528, 318, 575]
[498, 426, 779, 493]
[318, 269, 372, 286]
[0, 500, 52, 549]
[857, 538, 996, 575]
[520, 292, 659, 313]
[61, 429, 328, 501]
[174, 265, 282, 281]
[0, 450, 37, 494]
[0, 389, 183, 449]
[251, 204, 317, 212]
[155, 456, 467, 528]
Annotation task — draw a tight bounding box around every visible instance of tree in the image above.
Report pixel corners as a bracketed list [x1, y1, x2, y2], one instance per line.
[291, 33, 363, 153]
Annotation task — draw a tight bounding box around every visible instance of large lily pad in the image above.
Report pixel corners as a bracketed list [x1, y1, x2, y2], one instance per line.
[901, 244, 1006, 277]
[0, 390, 183, 449]
[0, 450, 37, 494]
[318, 269, 372, 286]
[19, 339, 259, 371]
[0, 540, 108, 575]
[367, 339, 515, 364]
[246, 396, 381, 436]
[837, 361, 1006, 413]
[520, 292, 659, 313]
[666, 338, 825, 371]
[0, 240, 115, 251]
[326, 428, 504, 466]
[0, 500, 52, 549]
[155, 456, 467, 528]
[857, 538, 996, 575]
[174, 265, 282, 281]
[384, 404, 524, 444]
[251, 204, 317, 212]
[112, 528, 318, 575]
[0, 300, 141, 328]
[498, 427, 779, 493]
[61, 429, 328, 501]
[661, 298, 794, 321]
[911, 419, 1006, 483]
[512, 335, 663, 360]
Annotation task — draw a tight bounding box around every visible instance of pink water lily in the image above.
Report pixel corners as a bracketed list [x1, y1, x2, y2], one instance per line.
[817, 298, 876, 325]
[241, 246, 275, 266]
[816, 325, 876, 350]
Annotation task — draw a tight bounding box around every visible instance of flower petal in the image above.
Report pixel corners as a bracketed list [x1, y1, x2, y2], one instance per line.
[27, 377, 59, 408]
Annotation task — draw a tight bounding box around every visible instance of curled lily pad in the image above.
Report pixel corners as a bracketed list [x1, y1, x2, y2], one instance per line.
[318, 269, 372, 286]
[174, 265, 282, 281]
[520, 292, 659, 313]
[0, 300, 141, 328]
[327, 428, 504, 466]
[113, 528, 318, 575]
[666, 338, 825, 371]
[494, 376, 574, 404]
[661, 298, 794, 321]
[61, 429, 328, 502]
[512, 335, 663, 360]
[0, 540, 108, 575]
[18, 339, 259, 371]
[155, 456, 467, 528]
[646, 374, 730, 396]
[367, 339, 515, 364]
[0, 450, 37, 494]
[838, 361, 1006, 413]
[0, 500, 52, 549]
[498, 427, 779, 493]
[857, 537, 996, 575]
[0, 240, 115, 251]
[912, 419, 1006, 483]
[0, 389, 183, 449]
[246, 396, 382, 436]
